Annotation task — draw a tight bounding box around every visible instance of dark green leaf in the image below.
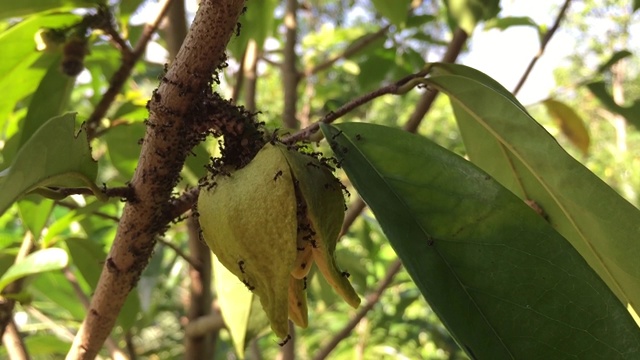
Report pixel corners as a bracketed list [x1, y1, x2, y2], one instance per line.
[0, 113, 101, 216]
[0, 248, 68, 292]
[103, 122, 145, 179]
[322, 122, 640, 359]
[587, 81, 640, 130]
[597, 50, 633, 74]
[428, 63, 640, 322]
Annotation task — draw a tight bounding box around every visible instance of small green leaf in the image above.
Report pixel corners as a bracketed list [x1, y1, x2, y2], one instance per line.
[443, 0, 501, 34]
[543, 99, 590, 155]
[587, 81, 640, 130]
[213, 256, 255, 358]
[103, 122, 145, 179]
[483, 16, 542, 40]
[0, 248, 68, 292]
[370, 0, 412, 26]
[0, 113, 101, 216]
[17, 196, 55, 237]
[322, 122, 640, 359]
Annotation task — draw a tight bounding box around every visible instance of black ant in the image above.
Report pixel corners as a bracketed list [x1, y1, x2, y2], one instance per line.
[273, 170, 283, 181]
[278, 334, 291, 347]
[238, 260, 245, 273]
[341, 271, 351, 278]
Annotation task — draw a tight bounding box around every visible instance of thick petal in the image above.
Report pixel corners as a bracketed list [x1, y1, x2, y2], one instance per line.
[288, 276, 308, 328]
[198, 144, 298, 338]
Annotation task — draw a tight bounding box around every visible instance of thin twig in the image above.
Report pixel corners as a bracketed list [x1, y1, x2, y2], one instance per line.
[47, 186, 134, 200]
[312, 260, 403, 360]
[281, 69, 430, 144]
[282, 0, 299, 128]
[512, 0, 572, 95]
[86, 0, 175, 138]
[303, 25, 390, 77]
[156, 237, 200, 270]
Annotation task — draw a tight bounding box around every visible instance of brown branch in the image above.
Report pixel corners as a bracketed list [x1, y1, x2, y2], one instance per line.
[282, 0, 300, 128]
[403, 27, 468, 133]
[63, 268, 127, 359]
[312, 259, 403, 360]
[184, 312, 225, 337]
[156, 236, 200, 270]
[2, 320, 29, 360]
[243, 39, 260, 112]
[512, 0, 572, 95]
[281, 69, 430, 144]
[303, 25, 391, 77]
[160, 0, 188, 62]
[168, 187, 200, 221]
[85, 0, 175, 139]
[0, 233, 34, 339]
[66, 1, 247, 358]
[184, 216, 214, 359]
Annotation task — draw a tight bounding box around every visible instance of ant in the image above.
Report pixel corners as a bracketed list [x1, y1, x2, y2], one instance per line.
[273, 170, 283, 181]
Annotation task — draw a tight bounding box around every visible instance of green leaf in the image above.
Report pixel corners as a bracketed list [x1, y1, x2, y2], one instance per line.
[443, 0, 501, 34]
[0, 248, 68, 292]
[65, 237, 140, 330]
[322, 122, 640, 359]
[633, 0, 640, 12]
[227, 0, 278, 59]
[0, 0, 98, 19]
[213, 255, 256, 358]
[17, 196, 55, 237]
[542, 99, 590, 155]
[586, 81, 640, 130]
[597, 50, 633, 74]
[428, 63, 640, 324]
[370, 0, 412, 26]
[0, 13, 79, 130]
[0, 113, 101, 216]
[17, 53, 75, 148]
[483, 16, 542, 40]
[103, 122, 145, 179]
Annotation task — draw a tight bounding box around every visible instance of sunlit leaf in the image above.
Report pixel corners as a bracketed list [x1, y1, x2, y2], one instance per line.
[428, 63, 640, 323]
[0, 113, 101, 216]
[484, 16, 542, 40]
[213, 255, 256, 358]
[17, 53, 75, 148]
[0, 0, 98, 19]
[543, 99, 590, 155]
[443, 0, 501, 34]
[0, 13, 79, 131]
[370, 0, 412, 26]
[322, 122, 640, 359]
[0, 248, 68, 292]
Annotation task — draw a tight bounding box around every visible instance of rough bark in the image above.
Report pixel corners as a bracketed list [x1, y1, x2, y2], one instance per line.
[66, 1, 246, 358]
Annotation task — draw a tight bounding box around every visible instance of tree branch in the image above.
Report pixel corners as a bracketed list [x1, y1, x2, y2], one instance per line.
[512, 0, 572, 95]
[2, 320, 29, 360]
[66, 1, 247, 358]
[302, 25, 390, 77]
[312, 260, 403, 360]
[86, 0, 175, 139]
[282, 0, 300, 128]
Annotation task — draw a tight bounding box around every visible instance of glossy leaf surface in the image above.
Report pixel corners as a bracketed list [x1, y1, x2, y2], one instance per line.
[322, 122, 640, 359]
[428, 63, 640, 323]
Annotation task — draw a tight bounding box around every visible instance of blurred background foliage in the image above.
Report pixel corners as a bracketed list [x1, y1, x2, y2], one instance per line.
[0, 0, 639, 359]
